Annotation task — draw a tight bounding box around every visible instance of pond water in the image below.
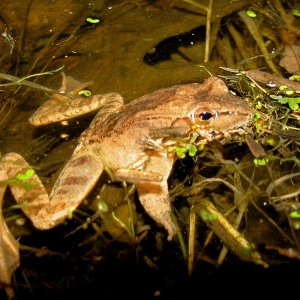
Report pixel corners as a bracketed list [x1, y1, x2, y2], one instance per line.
[0, 0, 300, 299]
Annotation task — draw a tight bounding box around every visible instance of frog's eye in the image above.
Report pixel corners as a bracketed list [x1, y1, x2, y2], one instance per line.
[199, 112, 213, 121]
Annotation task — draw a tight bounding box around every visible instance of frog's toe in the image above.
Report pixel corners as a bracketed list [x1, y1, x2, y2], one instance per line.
[165, 217, 177, 241]
[136, 181, 177, 241]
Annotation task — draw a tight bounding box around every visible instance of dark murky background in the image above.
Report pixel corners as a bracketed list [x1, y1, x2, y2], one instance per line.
[0, 0, 300, 299]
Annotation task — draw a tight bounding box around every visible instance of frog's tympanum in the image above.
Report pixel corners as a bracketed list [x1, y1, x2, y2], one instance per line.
[1, 76, 252, 242]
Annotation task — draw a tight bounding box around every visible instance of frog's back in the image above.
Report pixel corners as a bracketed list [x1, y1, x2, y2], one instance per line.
[99, 83, 205, 137]
[80, 77, 252, 170]
[80, 84, 201, 169]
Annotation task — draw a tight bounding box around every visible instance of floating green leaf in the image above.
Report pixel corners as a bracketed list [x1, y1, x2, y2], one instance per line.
[254, 158, 269, 166]
[78, 89, 92, 96]
[269, 94, 282, 100]
[255, 101, 262, 109]
[255, 123, 262, 131]
[270, 94, 300, 111]
[253, 112, 261, 121]
[199, 209, 218, 222]
[292, 9, 300, 17]
[277, 96, 300, 111]
[246, 10, 257, 18]
[265, 136, 277, 147]
[0, 166, 37, 190]
[285, 90, 294, 95]
[174, 147, 187, 158]
[187, 144, 197, 157]
[16, 169, 35, 181]
[86, 17, 100, 24]
[289, 75, 300, 81]
[98, 200, 108, 213]
[279, 85, 288, 90]
[290, 211, 300, 219]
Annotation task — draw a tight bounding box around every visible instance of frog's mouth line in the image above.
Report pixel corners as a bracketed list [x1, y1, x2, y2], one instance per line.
[193, 126, 249, 143]
[145, 126, 249, 155]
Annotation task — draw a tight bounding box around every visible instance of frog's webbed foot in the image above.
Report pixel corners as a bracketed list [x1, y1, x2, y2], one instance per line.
[136, 155, 177, 241]
[29, 72, 123, 126]
[29, 92, 123, 126]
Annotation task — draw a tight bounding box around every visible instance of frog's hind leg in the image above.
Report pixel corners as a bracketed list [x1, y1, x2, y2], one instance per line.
[0, 150, 103, 286]
[1, 150, 104, 230]
[29, 92, 123, 126]
[40, 148, 104, 228]
[1, 153, 52, 226]
[136, 155, 177, 241]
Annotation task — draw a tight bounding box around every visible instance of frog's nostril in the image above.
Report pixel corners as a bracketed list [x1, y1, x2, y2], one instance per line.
[199, 112, 213, 121]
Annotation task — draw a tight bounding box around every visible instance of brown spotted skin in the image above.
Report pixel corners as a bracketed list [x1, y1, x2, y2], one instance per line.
[1, 77, 253, 240]
[1, 151, 104, 229]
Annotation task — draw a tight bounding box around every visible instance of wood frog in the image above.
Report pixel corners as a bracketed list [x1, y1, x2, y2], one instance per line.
[0, 75, 253, 244]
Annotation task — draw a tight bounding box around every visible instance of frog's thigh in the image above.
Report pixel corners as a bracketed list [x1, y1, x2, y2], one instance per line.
[41, 150, 104, 227]
[136, 155, 177, 240]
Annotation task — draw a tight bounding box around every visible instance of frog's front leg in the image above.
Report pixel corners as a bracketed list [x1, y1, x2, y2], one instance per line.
[136, 155, 177, 241]
[1, 147, 104, 229]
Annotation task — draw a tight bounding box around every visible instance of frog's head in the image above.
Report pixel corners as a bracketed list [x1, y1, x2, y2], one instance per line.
[190, 77, 253, 135]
